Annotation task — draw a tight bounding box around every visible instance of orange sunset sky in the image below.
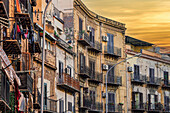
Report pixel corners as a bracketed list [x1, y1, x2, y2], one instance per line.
[82, 0, 170, 49]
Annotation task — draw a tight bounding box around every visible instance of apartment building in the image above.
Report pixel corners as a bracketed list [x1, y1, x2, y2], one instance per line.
[126, 36, 170, 113]
[0, 0, 39, 112]
[32, 0, 80, 113]
[57, 0, 126, 112]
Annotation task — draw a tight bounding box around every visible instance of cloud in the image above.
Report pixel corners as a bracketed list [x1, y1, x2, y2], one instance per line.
[82, 0, 170, 48]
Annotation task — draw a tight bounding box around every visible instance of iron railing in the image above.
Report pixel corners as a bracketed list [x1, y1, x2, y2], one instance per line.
[58, 73, 80, 91]
[43, 98, 57, 112]
[163, 105, 170, 112]
[131, 74, 146, 83]
[146, 76, 161, 86]
[0, 0, 9, 14]
[132, 102, 146, 110]
[83, 96, 103, 111]
[89, 41, 102, 51]
[107, 76, 122, 86]
[89, 71, 103, 83]
[78, 32, 91, 45]
[147, 103, 163, 111]
[105, 103, 123, 112]
[104, 45, 121, 57]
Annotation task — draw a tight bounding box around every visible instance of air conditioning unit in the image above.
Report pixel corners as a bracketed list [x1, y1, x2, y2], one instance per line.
[102, 92, 106, 98]
[65, 68, 70, 75]
[87, 26, 92, 32]
[102, 36, 108, 42]
[102, 64, 109, 70]
[128, 67, 132, 72]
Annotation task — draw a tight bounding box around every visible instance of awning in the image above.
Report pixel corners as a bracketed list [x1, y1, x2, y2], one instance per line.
[0, 46, 21, 86]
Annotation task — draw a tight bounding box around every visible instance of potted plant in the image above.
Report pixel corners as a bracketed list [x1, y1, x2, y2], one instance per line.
[40, 31, 43, 37]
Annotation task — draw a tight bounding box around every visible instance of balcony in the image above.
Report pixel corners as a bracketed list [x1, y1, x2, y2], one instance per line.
[58, 73, 80, 92]
[15, 0, 33, 29]
[78, 32, 91, 46]
[17, 72, 33, 93]
[104, 45, 121, 57]
[80, 96, 103, 112]
[132, 102, 146, 111]
[0, 0, 9, 21]
[43, 98, 57, 113]
[33, 88, 41, 109]
[34, 49, 57, 70]
[88, 71, 103, 83]
[78, 65, 90, 78]
[163, 105, 170, 113]
[105, 103, 123, 113]
[146, 77, 161, 87]
[106, 76, 122, 86]
[131, 74, 146, 84]
[0, 72, 10, 111]
[88, 41, 102, 52]
[162, 79, 170, 89]
[147, 103, 163, 112]
[56, 37, 74, 55]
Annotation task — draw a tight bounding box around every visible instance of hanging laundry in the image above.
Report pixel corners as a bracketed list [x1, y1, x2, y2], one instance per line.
[16, 0, 22, 13]
[17, 25, 21, 33]
[19, 93, 25, 112]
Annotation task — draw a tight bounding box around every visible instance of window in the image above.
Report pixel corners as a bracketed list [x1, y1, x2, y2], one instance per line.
[79, 18, 83, 39]
[90, 28, 95, 45]
[149, 68, 155, 83]
[107, 33, 114, 53]
[108, 93, 115, 111]
[59, 61, 63, 78]
[68, 102, 72, 111]
[67, 66, 72, 77]
[90, 90, 96, 105]
[43, 83, 47, 108]
[164, 96, 169, 111]
[164, 71, 169, 85]
[148, 94, 158, 110]
[108, 65, 114, 83]
[45, 40, 47, 49]
[89, 61, 95, 78]
[134, 65, 140, 80]
[80, 53, 85, 73]
[132, 92, 143, 109]
[48, 41, 51, 50]
[59, 99, 64, 113]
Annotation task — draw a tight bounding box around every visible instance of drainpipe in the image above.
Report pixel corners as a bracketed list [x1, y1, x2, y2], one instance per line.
[125, 53, 128, 113]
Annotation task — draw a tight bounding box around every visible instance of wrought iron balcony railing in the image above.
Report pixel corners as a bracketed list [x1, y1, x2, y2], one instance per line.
[43, 98, 57, 112]
[162, 79, 170, 88]
[88, 41, 102, 52]
[146, 76, 161, 86]
[89, 71, 103, 83]
[131, 74, 146, 84]
[106, 76, 122, 86]
[104, 45, 121, 57]
[147, 103, 163, 112]
[58, 73, 80, 92]
[82, 96, 103, 111]
[105, 103, 123, 112]
[79, 65, 90, 78]
[78, 32, 91, 46]
[132, 102, 146, 111]
[163, 105, 170, 112]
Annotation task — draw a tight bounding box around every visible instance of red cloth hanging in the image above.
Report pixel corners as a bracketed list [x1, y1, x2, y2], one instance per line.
[14, 80, 21, 111]
[17, 25, 21, 33]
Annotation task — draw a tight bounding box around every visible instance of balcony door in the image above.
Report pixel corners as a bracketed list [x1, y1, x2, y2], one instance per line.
[164, 96, 169, 111]
[107, 33, 114, 54]
[148, 94, 158, 110]
[108, 65, 114, 83]
[89, 61, 95, 79]
[90, 28, 95, 46]
[43, 83, 47, 110]
[164, 71, 169, 85]
[149, 68, 155, 83]
[79, 18, 83, 39]
[80, 53, 85, 73]
[134, 65, 140, 80]
[108, 93, 115, 111]
[90, 90, 96, 109]
[132, 92, 143, 109]
[59, 61, 63, 79]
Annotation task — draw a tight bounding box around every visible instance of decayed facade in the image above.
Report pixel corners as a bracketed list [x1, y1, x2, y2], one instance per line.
[58, 0, 127, 112]
[126, 36, 170, 113]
